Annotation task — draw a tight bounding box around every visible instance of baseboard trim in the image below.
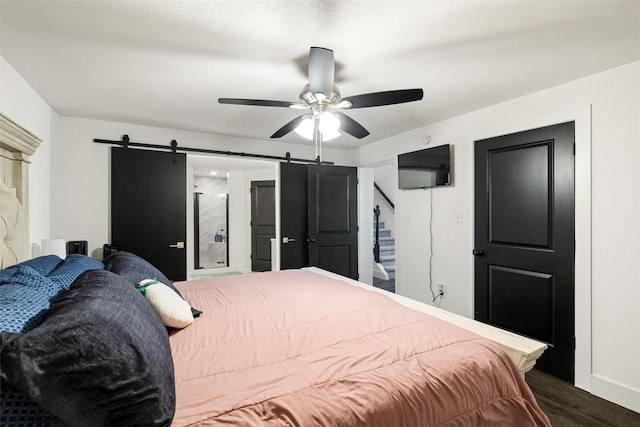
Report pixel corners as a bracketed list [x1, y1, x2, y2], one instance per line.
[590, 374, 640, 414]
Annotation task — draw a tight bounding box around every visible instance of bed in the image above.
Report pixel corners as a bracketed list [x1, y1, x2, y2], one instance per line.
[1, 250, 550, 426]
[170, 268, 549, 426]
[0, 114, 549, 425]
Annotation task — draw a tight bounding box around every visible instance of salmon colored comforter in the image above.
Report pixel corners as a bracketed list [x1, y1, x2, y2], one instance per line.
[171, 269, 550, 426]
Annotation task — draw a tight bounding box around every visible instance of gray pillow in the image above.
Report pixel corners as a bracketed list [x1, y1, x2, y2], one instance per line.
[104, 251, 201, 318]
[0, 269, 175, 427]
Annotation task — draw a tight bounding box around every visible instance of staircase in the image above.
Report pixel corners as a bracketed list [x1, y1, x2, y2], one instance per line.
[374, 219, 396, 280]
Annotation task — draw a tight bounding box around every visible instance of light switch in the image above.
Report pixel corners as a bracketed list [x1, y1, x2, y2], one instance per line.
[454, 211, 463, 223]
[402, 213, 409, 222]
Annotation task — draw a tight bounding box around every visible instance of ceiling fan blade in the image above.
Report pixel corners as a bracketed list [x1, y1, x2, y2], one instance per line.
[334, 112, 370, 139]
[270, 115, 308, 138]
[308, 47, 334, 97]
[218, 98, 296, 108]
[341, 88, 424, 109]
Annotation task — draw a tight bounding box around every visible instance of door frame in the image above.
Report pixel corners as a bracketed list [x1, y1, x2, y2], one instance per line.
[474, 105, 591, 389]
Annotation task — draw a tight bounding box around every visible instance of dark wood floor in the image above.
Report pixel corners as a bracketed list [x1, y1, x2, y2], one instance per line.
[526, 369, 640, 426]
[372, 277, 395, 293]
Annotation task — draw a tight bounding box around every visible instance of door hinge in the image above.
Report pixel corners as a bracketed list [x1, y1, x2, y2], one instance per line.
[574, 336, 576, 350]
[573, 143, 576, 156]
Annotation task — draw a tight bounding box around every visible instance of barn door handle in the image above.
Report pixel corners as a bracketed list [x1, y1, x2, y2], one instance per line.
[170, 241, 185, 249]
[472, 249, 484, 256]
[282, 237, 296, 243]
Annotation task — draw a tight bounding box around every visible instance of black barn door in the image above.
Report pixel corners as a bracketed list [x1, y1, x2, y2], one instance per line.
[250, 180, 275, 272]
[308, 164, 358, 280]
[111, 147, 187, 281]
[474, 122, 575, 381]
[280, 162, 308, 270]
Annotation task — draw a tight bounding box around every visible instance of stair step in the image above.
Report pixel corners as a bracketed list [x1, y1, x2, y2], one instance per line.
[379, 255, 395, 263]
[374, 229, 392, 238]
[383, 264, 396, 280]
[378, 237, 394, 246]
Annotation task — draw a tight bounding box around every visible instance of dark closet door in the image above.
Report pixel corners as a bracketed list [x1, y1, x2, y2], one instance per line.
[474, 122, 575, 381]
[111, 147, 187, 281]
[308, 164, 358, 280]
[250, 180, 275, 272]
[279, 162, 308, 270]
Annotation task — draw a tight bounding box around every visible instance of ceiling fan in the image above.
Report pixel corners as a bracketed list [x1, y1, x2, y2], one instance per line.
[218, 47, 424, 142]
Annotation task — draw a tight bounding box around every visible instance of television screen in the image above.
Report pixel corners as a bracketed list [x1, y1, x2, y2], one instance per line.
[398, 144, 451, 189]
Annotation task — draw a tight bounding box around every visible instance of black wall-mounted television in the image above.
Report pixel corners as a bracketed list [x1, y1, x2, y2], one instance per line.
[398, 144, 452, 190]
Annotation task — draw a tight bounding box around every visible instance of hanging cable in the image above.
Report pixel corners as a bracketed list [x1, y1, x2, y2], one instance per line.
[428, 188, 443, 306]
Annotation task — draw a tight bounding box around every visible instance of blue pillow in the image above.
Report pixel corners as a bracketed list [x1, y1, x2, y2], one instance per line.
[0, 266, 63, 333]
[0, 255, 104, 334]
[0, 269, 175, 426]
[47, 254, 104, 287]
[0, 255, 62, 282]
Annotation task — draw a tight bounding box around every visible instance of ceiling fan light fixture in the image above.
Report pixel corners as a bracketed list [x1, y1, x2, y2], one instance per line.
[319, 111, 340, 133]
[320, 128, 341, 141]
[294, 115, 341, 141]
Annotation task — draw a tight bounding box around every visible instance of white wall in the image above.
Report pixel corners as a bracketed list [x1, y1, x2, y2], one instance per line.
[358, 167, 374, 285]
[356, 60, 640, 412]
[0, 56, 57, 252]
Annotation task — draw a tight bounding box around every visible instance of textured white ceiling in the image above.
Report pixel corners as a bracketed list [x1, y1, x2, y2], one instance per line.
[2, 0, 639, 151]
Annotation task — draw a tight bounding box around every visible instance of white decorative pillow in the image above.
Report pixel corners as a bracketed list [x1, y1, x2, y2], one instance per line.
[136, 279, 194, 328]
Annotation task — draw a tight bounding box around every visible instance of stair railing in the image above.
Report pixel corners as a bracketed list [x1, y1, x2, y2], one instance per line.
[373, 183, 394, 264]
[374, 182, 394, 210]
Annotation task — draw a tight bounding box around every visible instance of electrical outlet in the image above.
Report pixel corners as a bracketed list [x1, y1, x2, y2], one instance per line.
[437, 284, 446, 299]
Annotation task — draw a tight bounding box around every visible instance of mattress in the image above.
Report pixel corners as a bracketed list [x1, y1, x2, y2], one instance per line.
[170, 269, 549, 426]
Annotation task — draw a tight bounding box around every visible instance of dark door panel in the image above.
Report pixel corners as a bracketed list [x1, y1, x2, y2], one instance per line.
[279, 162, 308, 270]
[111, 147, 186, 281]
[489, 143, 551, 247]
[308, 165, 358, 280]
[474, 122, 575, 381]
[488, 266, 554, 344]
[250, 180, 275, 272]
[316, 245, 353, 278]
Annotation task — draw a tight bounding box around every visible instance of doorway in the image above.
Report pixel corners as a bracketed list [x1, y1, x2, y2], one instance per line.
[187, 155, 277, 276]
[474, 122, 575, 381]
[193, 175, 228, 269]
